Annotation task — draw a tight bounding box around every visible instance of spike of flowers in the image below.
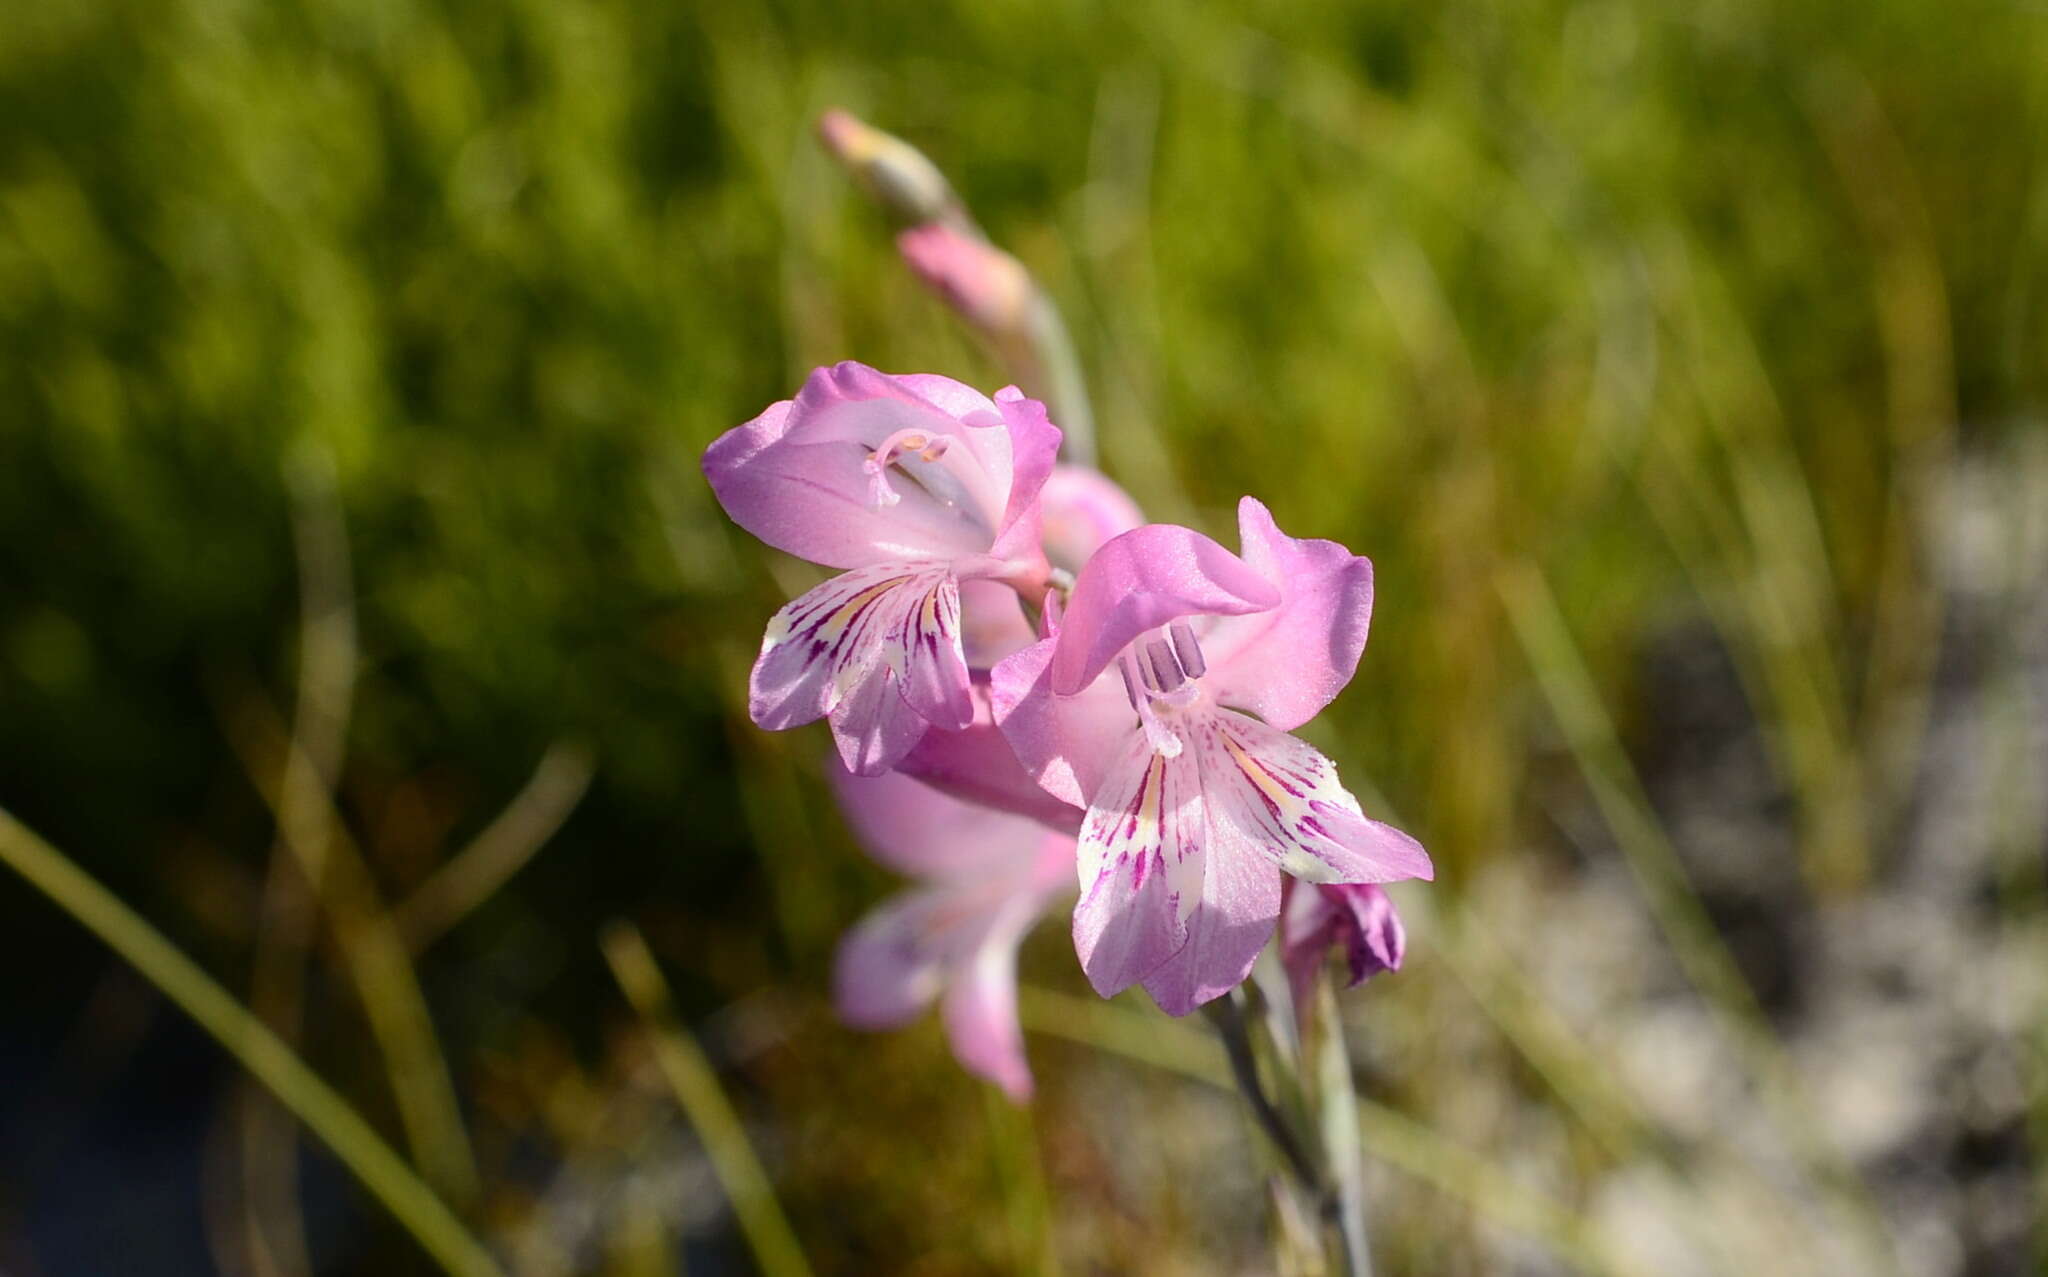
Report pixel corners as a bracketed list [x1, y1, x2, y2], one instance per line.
[990, 497, 1431, 1016]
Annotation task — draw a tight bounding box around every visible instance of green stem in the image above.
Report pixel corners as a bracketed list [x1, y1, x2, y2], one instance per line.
[1204, 993, 1325, 1197]
[1310, 981, 1374, 1277]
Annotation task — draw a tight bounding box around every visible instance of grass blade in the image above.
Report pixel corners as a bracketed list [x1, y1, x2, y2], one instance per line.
[0, 805, 503, 1277]
[601, 922, 812, 1277]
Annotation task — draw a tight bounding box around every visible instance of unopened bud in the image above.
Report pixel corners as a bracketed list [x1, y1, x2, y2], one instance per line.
[817, 109, 962, 227]
[896, 223, 1034, 337]
[1281, 880, 1405, 1010]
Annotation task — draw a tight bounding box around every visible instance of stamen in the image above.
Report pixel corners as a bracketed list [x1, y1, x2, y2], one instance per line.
[1118, 653, 1183, 757]
[1145, 639, 1185, 693]
[861, 453, 901, 507]
[1119, 655, 1145, 710]
[1170, 620, 1205, 679]
[1137, 643, 1164, 694]
[1137, 696, 1183, 758]
[862, 429, 948, 509]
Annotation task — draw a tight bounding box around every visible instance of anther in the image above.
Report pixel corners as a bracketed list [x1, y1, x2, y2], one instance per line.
[862, 430, 952, 508]
[1145, 639, 1185, 693]
[1169, 620, 1205, 679]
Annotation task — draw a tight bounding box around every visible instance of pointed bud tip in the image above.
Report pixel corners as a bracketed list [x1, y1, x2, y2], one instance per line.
[814, 110, 958, 225]
[816, 108, 871, 162]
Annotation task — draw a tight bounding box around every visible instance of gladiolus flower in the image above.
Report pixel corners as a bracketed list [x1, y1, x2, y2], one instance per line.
[991, 497, 1431, 1015]
[1280, 880, 1405, 1012]
[830, 765, 1076, 1100]
[703, 363, 1060, 775]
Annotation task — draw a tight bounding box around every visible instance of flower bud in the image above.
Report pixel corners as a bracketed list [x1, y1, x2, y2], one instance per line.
[817, 109, 962, 227]
[1281, 880, 1406, 1010]
[897, 223, 1034, 339]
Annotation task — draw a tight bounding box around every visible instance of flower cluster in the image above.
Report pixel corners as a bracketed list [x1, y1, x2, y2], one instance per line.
[704, 362, 1430, 1097]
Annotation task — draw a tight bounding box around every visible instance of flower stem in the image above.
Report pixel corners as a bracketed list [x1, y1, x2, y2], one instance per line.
[1310, 980, 1374, 1277]
[1203, 993, 1327, 1209]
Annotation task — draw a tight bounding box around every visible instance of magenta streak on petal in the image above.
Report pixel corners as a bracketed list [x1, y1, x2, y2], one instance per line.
[1195, 709, 1434, 885]
[751, 563, 974, 776]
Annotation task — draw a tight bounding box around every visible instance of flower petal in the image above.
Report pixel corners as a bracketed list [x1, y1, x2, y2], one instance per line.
[957, 578, 1037, 669]
[941, 925, 1034, 1101]
[1281, 881, 1405, 1010]
[1038, 464, 1146, 575]
[1201, 497, 1376, 731]
[1140, 833, 1283, 1017]
[830, 666, 941, 776]
[983, 387, 1062, 571]
[991, 634, 1142, 809]
[1050, 523, 1280, 697]
[1194, 710, 1433, 884]
[750, 563, 972, 775]
[704, 363, 1012, 568]
[895, 687, 1084, 833]
[830, 759, 1069, 877]
[833, 891, 948, 1029]
[1071, 732, 1205, 997]
[1330, 883, 1405, 987]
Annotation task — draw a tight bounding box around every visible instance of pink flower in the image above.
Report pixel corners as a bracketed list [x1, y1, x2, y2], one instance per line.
[703, 363, 1061, 775]
[1280, 881, 1405, 1011]
[830, 764, 1076, 1100]
[991, 497, 1431, 1016]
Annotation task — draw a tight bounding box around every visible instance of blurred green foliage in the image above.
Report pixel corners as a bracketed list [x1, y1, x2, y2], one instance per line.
[2, 0, 2043, 1271]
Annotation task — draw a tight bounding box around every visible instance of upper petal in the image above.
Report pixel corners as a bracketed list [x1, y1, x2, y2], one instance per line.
[982, 387, 1062, 573]
[1200, 497, 1376, 731]
[703, 363, 1015, 568]
[1051, 523, 1279, 696]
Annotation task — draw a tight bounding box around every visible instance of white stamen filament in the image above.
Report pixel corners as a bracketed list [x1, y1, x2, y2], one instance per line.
[1119, 651, 1184, 758]
[862, 429, 953, 508]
